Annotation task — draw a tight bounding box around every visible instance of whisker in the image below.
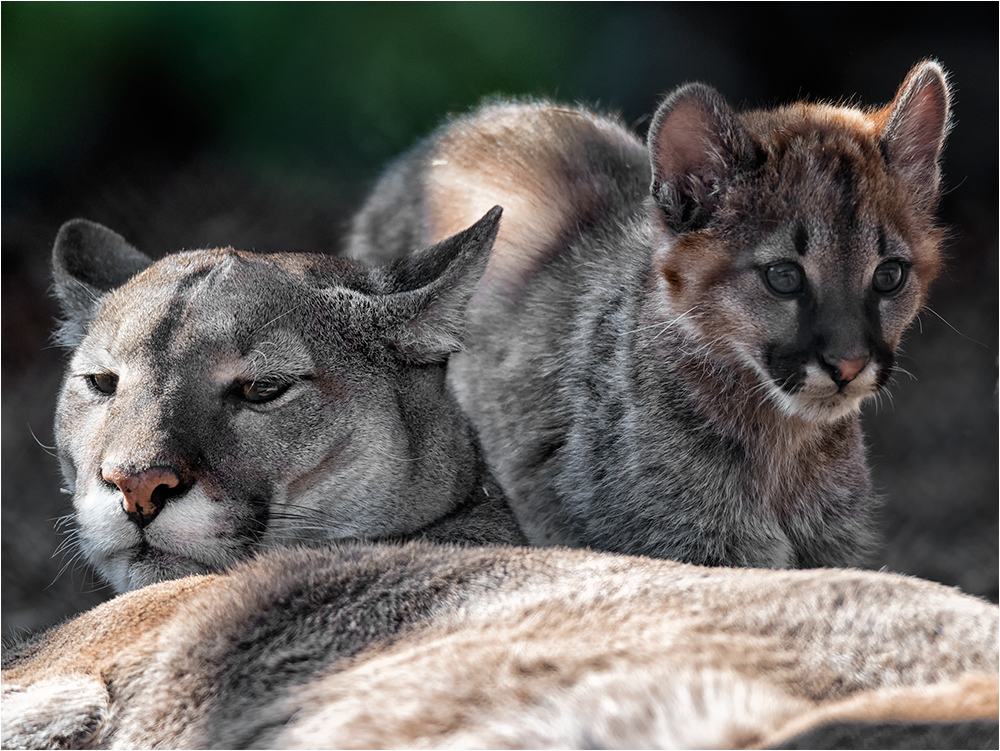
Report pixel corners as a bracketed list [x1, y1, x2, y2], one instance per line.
[48, 551, 84, 589]
[882, 388, 895, 411]
[52, 512, 77, 531]
[80, 578, 115, 596]
[890, 365, 918, 382]
[27, 424, 59, 456]
[923, 306, 989, 349]
[627, 306, 699, 335]
[254, 304, 308, 336]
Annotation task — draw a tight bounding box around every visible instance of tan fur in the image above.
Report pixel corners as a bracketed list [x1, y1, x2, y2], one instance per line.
[2, 575, 218, 749]
[4, 545, 996, 749]
[277, 559, 998, 748]
[758, 673, 999, 749]
[2, 576, 214, 682]
[426, 103, 644, 295]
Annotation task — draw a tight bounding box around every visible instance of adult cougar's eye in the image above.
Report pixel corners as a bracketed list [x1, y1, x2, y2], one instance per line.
[87, 372, 118, 395]
[872, 259, 907, 295]
[763, 262, 804, 296]
[239, 379, 289, 403]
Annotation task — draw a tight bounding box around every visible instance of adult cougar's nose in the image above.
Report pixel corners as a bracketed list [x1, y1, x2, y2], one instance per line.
[101, 465, 181, 528]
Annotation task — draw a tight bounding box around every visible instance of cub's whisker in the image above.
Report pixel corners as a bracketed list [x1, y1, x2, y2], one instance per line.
[924, 306, 989, 349]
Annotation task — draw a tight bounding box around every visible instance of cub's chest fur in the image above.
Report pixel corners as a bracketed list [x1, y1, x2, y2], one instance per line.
[348, 61, 952, 568]
[51, 208, 525, 594]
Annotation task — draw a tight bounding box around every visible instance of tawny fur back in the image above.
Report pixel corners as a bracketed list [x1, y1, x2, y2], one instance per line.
[3, 544, 997, 749]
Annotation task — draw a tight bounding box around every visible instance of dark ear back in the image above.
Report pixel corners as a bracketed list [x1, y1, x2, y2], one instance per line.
[383, 205, 502, 363]
[880, 60, 952, 208]
[648, 83, 756, 233]
[52, 219, 153, 347]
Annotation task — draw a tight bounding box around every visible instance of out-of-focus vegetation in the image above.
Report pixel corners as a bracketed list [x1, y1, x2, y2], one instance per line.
[4, 3, 598, 185]
[9, 3, 992, 192]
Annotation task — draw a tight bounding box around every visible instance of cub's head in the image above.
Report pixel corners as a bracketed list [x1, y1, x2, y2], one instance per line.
[51, 207, 501, 592]
[647, 61, 951, 422]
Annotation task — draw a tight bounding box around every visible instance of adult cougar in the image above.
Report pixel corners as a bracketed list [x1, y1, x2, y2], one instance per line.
[3, 543, 997, 748]
[50, 207, 524, 593]
[348, 61, 951, 569]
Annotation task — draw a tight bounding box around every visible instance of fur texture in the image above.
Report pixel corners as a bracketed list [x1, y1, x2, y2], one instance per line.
[2, 543, 997, 748]
[348, 61, 952, 568]
[50, 208, 525, 593]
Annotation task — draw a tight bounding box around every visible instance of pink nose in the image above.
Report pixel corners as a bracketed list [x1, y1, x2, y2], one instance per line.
[833, 357, 868, 383]
[102, 466, 180, 527]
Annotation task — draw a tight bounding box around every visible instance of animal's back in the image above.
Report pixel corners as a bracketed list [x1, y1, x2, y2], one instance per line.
[3, 543, 997, 749]
[349, 101, 664, 551]
[349, 100, 649, 283]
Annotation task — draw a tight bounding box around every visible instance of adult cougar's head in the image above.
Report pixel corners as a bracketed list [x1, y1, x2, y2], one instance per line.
[51, 207, 501, 592]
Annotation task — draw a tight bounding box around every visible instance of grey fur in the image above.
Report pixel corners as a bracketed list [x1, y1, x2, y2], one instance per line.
[50, 207, 525, 592]
[51, 220, 154, 348]
[348, 64, 951, 568]
[771, 719, 999, 750]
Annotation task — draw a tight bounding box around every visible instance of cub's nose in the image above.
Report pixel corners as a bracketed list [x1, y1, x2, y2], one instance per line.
[821, 353, 869, 385]
[101, 465, 181, 528]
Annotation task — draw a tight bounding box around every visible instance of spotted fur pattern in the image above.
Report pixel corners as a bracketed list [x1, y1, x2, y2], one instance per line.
[348, 61, 952, 568]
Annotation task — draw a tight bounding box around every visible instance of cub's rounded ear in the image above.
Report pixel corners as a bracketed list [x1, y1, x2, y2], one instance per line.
[384, 205, 502, 363]
[647, 83, 756, 234]
[52, 219, 153, 347]
[880, 60, 952, 208]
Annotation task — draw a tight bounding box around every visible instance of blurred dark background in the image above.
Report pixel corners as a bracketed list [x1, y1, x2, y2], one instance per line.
[3, 3, 996, 638]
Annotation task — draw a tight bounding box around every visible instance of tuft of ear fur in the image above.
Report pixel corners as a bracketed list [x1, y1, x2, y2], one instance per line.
[647, 83, 757, 233]
[51, 219, 153, 348]
[384, 206, 502, 363]
[879, 60, 952, 209]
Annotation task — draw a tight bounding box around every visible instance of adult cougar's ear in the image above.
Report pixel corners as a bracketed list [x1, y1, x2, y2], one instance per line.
[383, 205, 502, 363]
[51, 219, 153, 347]
[647, 83, 756, 234]
[879, 60, 952, 209]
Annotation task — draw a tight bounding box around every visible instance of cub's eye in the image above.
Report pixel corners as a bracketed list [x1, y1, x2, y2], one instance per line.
[238, 379, 289, 404]
[763, 262, 805, 296]
[86, 373, 118, 395]
[872, 260, 908, 295]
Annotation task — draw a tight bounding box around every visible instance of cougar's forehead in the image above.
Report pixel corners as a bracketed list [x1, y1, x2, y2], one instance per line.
[749, 123, 885, 229]
[81, 250, 324, 374]
[717, 107, 939, 288]
[737, 105, 937, 247]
